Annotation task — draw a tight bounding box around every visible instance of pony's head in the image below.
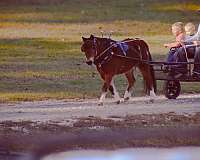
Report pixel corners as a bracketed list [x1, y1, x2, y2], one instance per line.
[81, 35, 97, 65]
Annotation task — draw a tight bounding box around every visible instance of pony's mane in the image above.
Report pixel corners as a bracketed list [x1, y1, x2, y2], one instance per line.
[95, 36, 137, 44]
[94, 36, 116, 43]
[92, 36, 116, 51]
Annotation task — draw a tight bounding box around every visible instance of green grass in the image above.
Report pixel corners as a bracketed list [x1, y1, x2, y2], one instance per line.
[0, 0, 199, 23]
[0, 0, 199, 102]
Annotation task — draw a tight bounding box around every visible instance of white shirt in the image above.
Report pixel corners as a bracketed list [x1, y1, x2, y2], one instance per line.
[185, 23, 200, 42]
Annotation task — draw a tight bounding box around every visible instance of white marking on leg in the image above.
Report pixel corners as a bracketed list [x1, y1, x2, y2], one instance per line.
[150, 88, 156, 97]
[99, 92, 107, 104]
[124, 90, 131, 99]
[149, 88, 156, 103]
[111, 80, 120, 102]
[124, 90, 131, 100]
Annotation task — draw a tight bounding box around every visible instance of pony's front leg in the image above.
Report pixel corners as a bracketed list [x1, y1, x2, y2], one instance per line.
[110, 79, 121, 104]
[99, 75, 113, 105]
[99, 82, 108, 106]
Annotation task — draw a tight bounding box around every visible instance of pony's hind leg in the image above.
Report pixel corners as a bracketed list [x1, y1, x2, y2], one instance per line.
[139, 65, 156, 98]
[124, 70, 135, 101]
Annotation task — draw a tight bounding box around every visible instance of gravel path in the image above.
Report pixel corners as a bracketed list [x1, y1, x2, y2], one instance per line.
[0, 94, 200, 122]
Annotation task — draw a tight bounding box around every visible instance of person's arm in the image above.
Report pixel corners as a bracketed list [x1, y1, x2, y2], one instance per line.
[164, 33, 185, 48]
[164, 42, 181, 48]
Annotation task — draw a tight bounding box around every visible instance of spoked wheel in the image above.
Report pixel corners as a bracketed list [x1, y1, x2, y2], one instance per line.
[164, 80, 181, 99]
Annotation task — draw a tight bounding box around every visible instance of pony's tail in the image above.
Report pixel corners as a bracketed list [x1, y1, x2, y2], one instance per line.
[147, 49, 157, 93]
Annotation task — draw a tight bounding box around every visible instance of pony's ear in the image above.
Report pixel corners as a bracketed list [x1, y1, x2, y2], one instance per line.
[90, 34, 94, 39]
[82, 37, 87, 41]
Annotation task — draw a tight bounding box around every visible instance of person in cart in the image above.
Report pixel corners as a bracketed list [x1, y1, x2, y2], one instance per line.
[163, 22, 187, 76]
[164, 22, 185, 63]
[176, 23, 200, 78]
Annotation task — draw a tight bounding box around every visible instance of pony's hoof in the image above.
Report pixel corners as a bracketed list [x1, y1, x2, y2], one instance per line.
[149, 98, 154, 103]
[124, 97, 130, 101]
[98, 102, 103, 106]
[116, 100, 120, 104]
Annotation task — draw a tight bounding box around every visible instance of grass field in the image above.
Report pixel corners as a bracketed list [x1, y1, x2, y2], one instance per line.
[0, 0, 199, 102]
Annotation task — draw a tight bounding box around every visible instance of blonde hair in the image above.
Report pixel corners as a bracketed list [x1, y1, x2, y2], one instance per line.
[185, 22, 196, 35]
[172, 22, 184, 33]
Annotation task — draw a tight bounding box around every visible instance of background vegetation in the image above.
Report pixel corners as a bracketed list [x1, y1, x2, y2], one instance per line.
[0, 0, 199, 102]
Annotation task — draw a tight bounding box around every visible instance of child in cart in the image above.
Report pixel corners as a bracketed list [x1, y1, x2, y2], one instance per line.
[164, 22, 185, 63]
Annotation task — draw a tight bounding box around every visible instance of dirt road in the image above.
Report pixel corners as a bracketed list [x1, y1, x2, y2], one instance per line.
[0, 94, 200, 156]
[0, 94, 200, 122]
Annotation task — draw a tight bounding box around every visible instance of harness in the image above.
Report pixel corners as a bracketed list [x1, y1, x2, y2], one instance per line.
[93, 38, 143, 68]
[115, 42, 129, 56]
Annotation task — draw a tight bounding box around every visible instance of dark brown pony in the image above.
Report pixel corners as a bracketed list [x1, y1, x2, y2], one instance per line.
[81, 35, 156, 105]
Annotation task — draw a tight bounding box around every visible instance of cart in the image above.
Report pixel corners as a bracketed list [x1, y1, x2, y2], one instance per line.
[151, 61, 200, 99]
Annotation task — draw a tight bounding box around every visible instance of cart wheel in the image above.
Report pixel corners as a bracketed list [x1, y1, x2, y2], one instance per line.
[164, 80, 181, 99]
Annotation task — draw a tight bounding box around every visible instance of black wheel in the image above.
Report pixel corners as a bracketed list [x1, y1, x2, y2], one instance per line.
[164, 80, 181, 99]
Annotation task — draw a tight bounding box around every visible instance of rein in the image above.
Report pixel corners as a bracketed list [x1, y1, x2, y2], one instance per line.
[112, 54, 149, 64]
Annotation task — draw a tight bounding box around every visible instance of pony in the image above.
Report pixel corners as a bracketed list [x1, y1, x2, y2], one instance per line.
[81, 35, 156, 105]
